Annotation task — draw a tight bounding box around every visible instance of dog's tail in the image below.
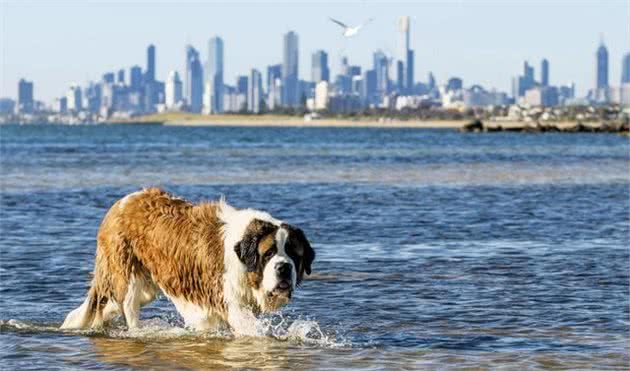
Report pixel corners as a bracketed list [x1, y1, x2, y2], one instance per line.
[60, 286, 107, 329]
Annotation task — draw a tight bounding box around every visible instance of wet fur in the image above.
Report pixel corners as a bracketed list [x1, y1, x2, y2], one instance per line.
[60, 188, 314, 334]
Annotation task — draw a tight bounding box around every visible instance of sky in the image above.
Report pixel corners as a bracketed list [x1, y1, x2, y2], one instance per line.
[1, 0, 629, 103]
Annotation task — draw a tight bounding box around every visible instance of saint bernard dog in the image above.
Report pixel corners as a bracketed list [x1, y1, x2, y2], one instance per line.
[60, 188, 314, 335]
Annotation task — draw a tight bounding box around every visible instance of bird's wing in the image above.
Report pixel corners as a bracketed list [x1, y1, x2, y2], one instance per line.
[329, 17, 348, 29]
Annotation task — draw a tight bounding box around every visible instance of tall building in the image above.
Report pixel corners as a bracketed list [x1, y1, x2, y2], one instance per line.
[446, 77, 463, 91]
[237, 76, 248, 95]
[596, 41, 609, 89]
[16, 79, 34, 114]
[165, 71, 183, 109]
[66, 85, 82, 112]
[267, 64, 282, 94]
[282, 31, 299, 107]
[311, 50, 330, 83]
[373, 50, 389, 98]
[146, 44, 156, 83]
[541, 59, 549, 87]
[102, 72, 115, 84]
[248, 69, 262, 113]
[399, 16, 414, 93]
[84, 82, 102, 113]
[236, 75, 248, 110]
[361, 69, 377, 105]
[396, 60, 404, 92]
[427, 72, 436, 91]
[406, 49, 414, 93]
[117, 69, 125, 85]
[129, 66, 143, 91]
[206, 36, 224, 113]
[340, 56, 349, 76]
[513, 61, 536, 98]
[621, 52, 630, 84]
[314, 81, 329, 111]
[185, 45, 204, 113]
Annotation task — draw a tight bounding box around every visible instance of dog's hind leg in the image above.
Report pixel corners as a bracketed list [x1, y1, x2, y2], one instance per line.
[100, 300, 121, 324]
[61, 287, 102, 329]
[122, 274, 143, 329]
[121, 272, 159, 329]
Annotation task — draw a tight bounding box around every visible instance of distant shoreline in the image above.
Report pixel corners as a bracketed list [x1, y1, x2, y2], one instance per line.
[163, 119, 465, 128]
[107, 113, 466, 128]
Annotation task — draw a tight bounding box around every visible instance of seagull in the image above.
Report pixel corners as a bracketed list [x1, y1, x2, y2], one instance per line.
[329, 17, 373, 38]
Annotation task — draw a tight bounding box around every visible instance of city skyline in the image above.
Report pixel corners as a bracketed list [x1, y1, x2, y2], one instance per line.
[2, 1, 629, 103]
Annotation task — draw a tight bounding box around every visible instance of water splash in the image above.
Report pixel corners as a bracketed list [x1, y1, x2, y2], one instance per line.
[1, 313, 350, 348]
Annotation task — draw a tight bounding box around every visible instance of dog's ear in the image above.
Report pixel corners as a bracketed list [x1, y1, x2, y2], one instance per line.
[283, 224, 315, 279]
[234, 236, 259, 272]
[298, 229, 315, 276]
[235, 220, 275, 272]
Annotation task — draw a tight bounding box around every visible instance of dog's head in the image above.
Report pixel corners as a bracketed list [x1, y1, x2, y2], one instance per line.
[234, 219, 315, 311]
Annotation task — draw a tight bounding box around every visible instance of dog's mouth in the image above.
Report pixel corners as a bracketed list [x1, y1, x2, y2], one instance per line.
[269, 280, 292, 297]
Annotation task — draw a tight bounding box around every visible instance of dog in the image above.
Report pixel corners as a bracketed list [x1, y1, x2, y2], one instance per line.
[60, 188, 314, 335]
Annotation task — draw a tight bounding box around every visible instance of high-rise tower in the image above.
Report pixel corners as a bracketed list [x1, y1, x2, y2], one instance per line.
[311, 50, 330, 83]
[185, 45, 204, 113]
[399, 16, 414, 93]
[146, 44, 156, 83]
[541, 59, 549, 87]
[622, 53, 630, 84]
[282, 31, 299, 107]
[207, 37, 224, 113]
[596, 40, 609, 89]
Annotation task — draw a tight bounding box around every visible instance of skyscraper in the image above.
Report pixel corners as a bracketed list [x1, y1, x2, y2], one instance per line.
[373, 50, 389, 98]
[237, 76, 248, 95]
[361, 69, 377, 105]
[621, 53, 630, 84]
[17, 79, 34, 114]
[396, 60, 404, 92]
[513, 61, 536, 98]
[117, 69, 125, 85]
[248, 69, 262, 113]
[236, 75, 249, 110]
[207, 37, 224, 113]
[66, 85, 82, 112]
[406, 49, 414, 94]
[102, 73, 115, 84]
[596, 41, 609, 89]
[282, 31, 299, 107]
[84, 82, 101, 113]
[185, 45, 204, 113]
[311, 50, 329, 83]
[399, 16, 414, 93]
[146, 44, 156, 83]
[129, 66, 143, 92]
[427, 72, 436, 91]
[541, 59, 549, 87]
[267, 64, 282, 94]
[165, 71, 183, 109]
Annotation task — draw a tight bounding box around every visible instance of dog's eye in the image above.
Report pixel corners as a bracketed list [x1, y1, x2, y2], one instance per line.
[263, 247, 276, 260]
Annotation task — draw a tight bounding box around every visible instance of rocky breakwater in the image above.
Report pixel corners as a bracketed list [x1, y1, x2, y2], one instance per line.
[460, 119, 629, 134]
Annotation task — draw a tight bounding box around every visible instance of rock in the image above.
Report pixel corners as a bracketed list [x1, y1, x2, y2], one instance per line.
[523, 123, 542, 133]
[460, 119, 483, 132]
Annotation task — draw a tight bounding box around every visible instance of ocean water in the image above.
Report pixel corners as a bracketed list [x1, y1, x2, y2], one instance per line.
[0, 124, 629, 370]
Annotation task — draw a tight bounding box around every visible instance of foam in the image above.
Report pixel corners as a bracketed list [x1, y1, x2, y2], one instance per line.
[1, 313, 350, 348]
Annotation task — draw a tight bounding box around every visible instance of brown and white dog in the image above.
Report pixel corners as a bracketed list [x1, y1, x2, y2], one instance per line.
[60, 188, 314, 335]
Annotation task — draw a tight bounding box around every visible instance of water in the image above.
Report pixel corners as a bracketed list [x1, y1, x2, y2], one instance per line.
[1, 124, 629, 370]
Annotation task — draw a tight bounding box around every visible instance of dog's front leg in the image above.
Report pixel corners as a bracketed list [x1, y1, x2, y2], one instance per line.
[227, 305, 261, 336]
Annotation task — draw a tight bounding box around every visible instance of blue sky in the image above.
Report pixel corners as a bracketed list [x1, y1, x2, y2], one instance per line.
[2, 0, 629, 103]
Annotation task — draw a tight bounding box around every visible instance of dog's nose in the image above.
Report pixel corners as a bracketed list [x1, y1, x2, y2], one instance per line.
[276, 262, 292, 279]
